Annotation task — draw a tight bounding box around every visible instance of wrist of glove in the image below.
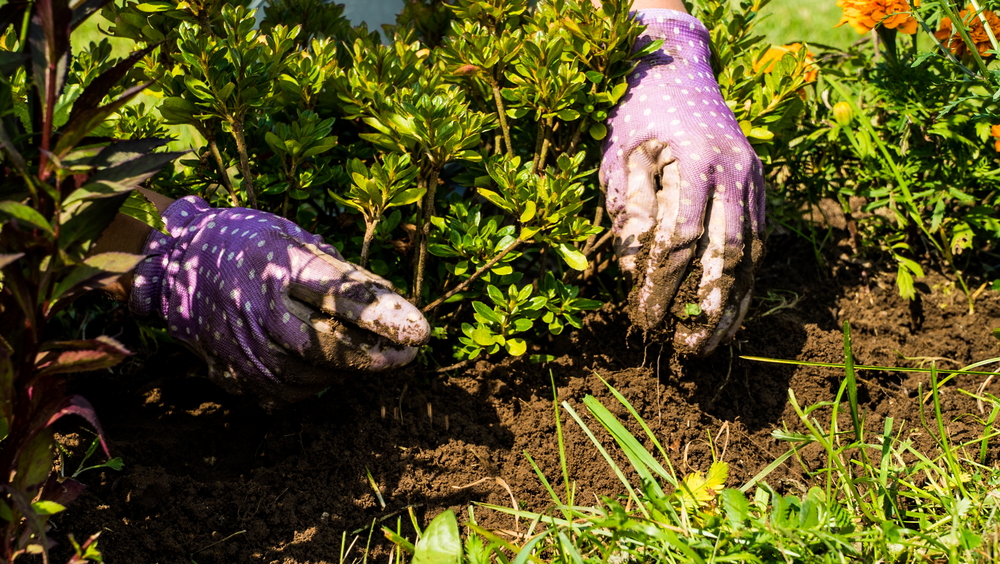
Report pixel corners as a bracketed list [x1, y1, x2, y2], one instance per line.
[601, 9, 765, 355]
[130, 196, 429, 408]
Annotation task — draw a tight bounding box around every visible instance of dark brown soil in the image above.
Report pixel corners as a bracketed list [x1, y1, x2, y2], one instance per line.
[47, 235, 1000, 564]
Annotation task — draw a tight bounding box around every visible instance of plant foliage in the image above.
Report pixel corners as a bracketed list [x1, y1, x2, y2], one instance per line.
[99, 0, 806, 366]
[0, 0, 174, 559]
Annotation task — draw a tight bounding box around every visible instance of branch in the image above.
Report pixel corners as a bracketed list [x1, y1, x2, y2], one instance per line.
[204, 131, 238, 207]
[490, 76, 514, 158]
[422, 237, 524, 314]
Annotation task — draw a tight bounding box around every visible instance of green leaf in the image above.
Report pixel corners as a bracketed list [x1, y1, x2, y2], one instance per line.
[610, 82, 628, 104]
[748, 127, 773, 140]
[556, 108, 580, 121]
[556, 244, 588, 271]
[135, 1, 175, 11]
[505, 338, 527, 356]
[55, 80, 155, 157]
[472, 301, 502, 325]
[0, 201, 54, 236]
[388, 187, 427, 207]
[118, 190, 167, 235]
[519, 200, 536, 223]
[589, 122, 607, 140]
[265, 131, 285, 155]
[413, 510, 461, 564]
[721, 488, 749, 528]
[471, 325, 496, 347]
[30, 501, 66, 516]
[487, 285, 506, 307]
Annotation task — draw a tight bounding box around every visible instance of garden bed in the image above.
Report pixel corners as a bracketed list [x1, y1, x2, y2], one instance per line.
[48, 234, 1000, 563]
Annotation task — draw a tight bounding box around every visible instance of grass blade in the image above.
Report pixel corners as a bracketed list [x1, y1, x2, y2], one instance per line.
[843, 321, 861, 441]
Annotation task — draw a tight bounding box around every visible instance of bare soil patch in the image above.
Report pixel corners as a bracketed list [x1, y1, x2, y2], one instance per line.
[47, 236, 1000, 563]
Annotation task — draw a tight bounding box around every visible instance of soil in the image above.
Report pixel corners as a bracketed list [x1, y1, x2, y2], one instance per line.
[46, 234, 1000, 564]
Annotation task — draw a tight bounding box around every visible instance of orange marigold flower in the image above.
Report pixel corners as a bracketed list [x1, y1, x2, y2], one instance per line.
[990, 124, 1000, 152]
[754, 43, 818, 82]
[836, 0, 920, 35]
[935, 5, 1000, 58]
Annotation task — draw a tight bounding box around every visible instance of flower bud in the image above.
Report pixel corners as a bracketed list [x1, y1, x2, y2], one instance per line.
[833, 101, 853, 126]
[454, 64, 480, 76]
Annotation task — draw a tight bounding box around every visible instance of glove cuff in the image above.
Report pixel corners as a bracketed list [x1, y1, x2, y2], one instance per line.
[633, 9, 711, 68]
[129, 195, 212, 319]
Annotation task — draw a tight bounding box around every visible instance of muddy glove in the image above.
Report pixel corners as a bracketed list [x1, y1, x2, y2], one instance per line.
[601, 9, 765, 355]
[129, 196, 429, 408]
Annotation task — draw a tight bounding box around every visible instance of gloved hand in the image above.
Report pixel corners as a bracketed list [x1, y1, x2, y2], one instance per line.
[600, 9, 765, 355]
[130, 196, 429, 408]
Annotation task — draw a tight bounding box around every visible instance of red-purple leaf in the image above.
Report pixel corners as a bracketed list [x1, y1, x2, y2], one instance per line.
[66, 41, 162, 126]
[15, 428, 55, 491]
[0, 120, 29, 177]
[38, 474, 85, 507]
[45, 395, 109, 455]
[29, 0, 72, 118]
[69, 0, 111, 30]
[0, 253, 24, 269]
[1, 486, 49, 552]
[36, 335, 132, 377]
[50, 251, 146, 304]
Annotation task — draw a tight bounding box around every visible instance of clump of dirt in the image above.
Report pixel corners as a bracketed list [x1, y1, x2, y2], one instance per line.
[47, 235, 1000, 564]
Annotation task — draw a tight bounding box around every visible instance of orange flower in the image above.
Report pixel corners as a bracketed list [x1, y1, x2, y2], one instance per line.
[935, 5, 1000, 58]
[836, 0, 920, 35]
[990, 124, 1000, 152]
[754, 43, 818, 82]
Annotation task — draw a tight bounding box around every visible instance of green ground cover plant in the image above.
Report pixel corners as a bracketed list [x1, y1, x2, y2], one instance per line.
[386, 326, 1000, 563]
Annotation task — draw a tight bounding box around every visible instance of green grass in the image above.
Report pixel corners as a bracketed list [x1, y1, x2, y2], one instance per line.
[384, 327, 1000, 563]
[753, 0, 860, 50]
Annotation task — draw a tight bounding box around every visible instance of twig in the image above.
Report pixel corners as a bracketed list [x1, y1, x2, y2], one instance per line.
[229, 117, 257, 209]
[581, 196, 605, 256]
[422, 238, 524, 314]
[584, 230, 613, 259]
[413, 167, 441, 307]
[490, 76, 514, 158]
[204, 131, 238, 207]
[423, 358, 474, 374]
[536, 117, 554, 172]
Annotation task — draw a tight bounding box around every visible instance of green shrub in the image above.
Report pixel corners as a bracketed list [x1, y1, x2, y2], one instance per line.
[101, 0, 806, 365]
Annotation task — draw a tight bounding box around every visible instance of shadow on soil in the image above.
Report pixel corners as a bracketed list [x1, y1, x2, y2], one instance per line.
[45, 235, 1000, 563]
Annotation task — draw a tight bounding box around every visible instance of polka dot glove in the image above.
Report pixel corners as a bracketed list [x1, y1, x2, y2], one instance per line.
[600, 9, 765, 355]
[130, 196, 430, 408]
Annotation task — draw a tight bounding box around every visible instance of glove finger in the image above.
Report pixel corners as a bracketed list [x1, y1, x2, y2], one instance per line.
[673, 183, 746, 353]
[605, 140, 672, 278]
[285, 241, 430, 347]
[632, 153, 709, 331]
[278, 291, 418, 372]
[678, 158, 766, 353]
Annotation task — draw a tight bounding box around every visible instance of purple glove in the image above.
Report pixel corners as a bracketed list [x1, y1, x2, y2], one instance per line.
[130, 196, 430, 408]
[601, 9, 765, 355]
